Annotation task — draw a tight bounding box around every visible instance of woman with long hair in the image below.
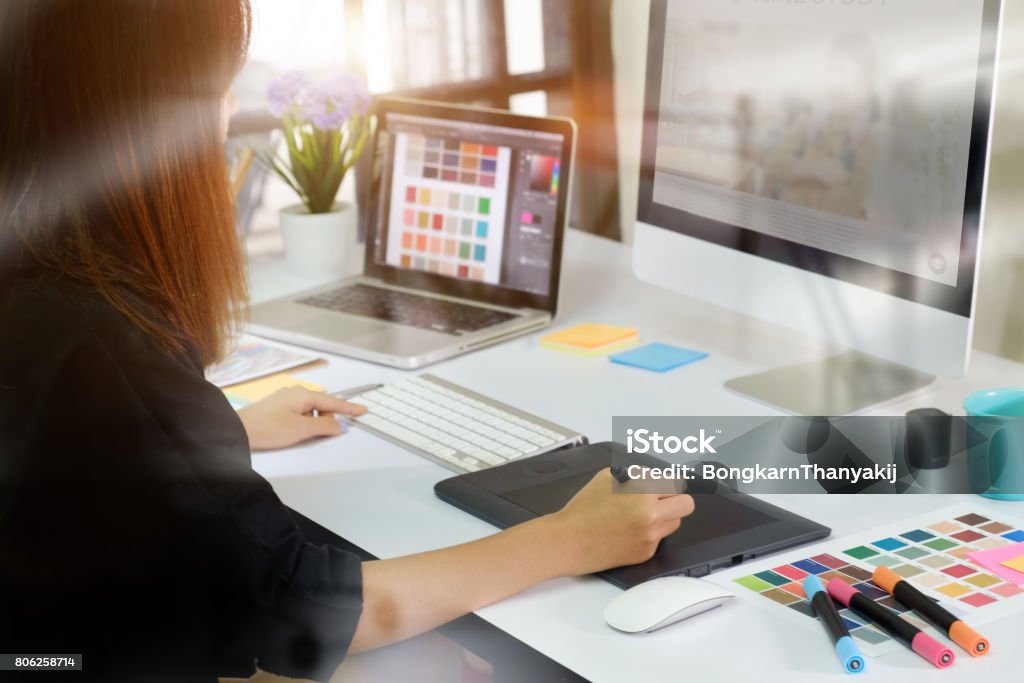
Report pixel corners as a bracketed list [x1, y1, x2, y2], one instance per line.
[0, 2, 694, 681]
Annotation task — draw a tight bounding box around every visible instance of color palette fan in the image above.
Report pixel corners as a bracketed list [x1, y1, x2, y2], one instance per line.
[714, 505, 1024, 657]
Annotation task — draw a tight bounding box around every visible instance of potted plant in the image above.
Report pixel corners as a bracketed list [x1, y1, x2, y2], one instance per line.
[256, 71, 372, 276]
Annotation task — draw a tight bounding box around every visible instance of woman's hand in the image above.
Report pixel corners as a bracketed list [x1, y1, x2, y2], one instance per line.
[550, 469, 695, 575]
[236, 387, 368, 451]
[350, 468, 695, 652]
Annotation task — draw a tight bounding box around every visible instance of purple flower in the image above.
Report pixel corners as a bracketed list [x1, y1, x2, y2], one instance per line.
[267, 71, 309, 117]
[300, 84, 347, 130]
[299, 74, 371, 131]
[268, 71, 370, 131]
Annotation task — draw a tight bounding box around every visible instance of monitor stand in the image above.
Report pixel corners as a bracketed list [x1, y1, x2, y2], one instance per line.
[724, 350, 935, 415]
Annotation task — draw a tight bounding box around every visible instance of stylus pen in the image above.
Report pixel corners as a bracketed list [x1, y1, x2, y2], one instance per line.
[873, 566, 989, 657]
[311, 384, 382, 419]
[609, 464, 631, 483]
[826, 579, 955, 669]
[803, 575, 864, 674]
[331, 383, 383, 400]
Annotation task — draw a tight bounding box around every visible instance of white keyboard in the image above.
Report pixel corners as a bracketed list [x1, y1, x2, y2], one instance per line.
[342, 374, 587, 473]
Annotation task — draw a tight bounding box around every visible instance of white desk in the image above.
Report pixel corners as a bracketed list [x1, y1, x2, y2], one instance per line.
[247, 229, 1024, 682]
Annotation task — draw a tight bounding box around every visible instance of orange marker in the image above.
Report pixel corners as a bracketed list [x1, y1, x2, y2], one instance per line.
[873, 565, 989, 656]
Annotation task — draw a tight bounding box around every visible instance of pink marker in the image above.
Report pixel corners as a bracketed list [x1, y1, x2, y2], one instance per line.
[826, 579, 954, 669]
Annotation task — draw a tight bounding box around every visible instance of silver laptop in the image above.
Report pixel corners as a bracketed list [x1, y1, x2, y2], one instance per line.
[248, 97, 577, 369]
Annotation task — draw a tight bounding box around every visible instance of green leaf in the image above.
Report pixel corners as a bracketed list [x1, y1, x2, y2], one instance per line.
[261, 108, 375, 214]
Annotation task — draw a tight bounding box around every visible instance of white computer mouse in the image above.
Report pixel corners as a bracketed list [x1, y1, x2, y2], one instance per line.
[603, 576, 735, 634]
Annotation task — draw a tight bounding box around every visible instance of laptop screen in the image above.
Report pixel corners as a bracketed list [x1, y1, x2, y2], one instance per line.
[368, 108, 570, 303]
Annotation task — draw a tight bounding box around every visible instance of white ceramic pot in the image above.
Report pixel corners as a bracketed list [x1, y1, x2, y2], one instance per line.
[279, 202, 363, 278]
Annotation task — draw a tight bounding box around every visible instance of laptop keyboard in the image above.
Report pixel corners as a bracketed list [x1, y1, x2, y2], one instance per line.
[297, 284, 519, 335]
[344, 374, 585, 473]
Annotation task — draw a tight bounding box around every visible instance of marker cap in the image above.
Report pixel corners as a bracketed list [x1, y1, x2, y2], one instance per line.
[803, 574, 826, 598]
[949, 620, 989, 657]
[911, 632, 955, 669]
[826, 578, 857, 607]
[872, 566, 900, 594]
[835, 636, 866, 674]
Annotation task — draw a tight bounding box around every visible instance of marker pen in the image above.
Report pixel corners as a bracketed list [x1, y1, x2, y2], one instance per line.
[803, 575, 865, 674]
[873, 566, 989, 657]
[826, 579, 954, 669]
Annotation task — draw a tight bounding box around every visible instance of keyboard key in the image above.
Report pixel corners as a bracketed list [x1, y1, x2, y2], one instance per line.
[423, 443, 457, 458]
[466, 449, 505, 466]
[494, 446, 519, 459]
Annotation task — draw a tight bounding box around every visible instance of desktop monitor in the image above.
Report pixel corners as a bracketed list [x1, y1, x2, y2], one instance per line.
[635, 0, 1004, 414]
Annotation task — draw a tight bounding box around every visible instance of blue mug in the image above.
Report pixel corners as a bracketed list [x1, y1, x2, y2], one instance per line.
[964, 388, 1024, 501]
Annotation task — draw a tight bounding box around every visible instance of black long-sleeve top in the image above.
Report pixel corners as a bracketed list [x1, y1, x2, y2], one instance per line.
[0, 271, 363, 682]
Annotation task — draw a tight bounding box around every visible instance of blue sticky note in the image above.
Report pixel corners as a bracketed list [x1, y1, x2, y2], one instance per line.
[609, 342, 707, 373]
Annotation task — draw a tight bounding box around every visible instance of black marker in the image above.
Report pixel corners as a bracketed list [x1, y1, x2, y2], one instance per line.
[827, 579, 954, 669]
[874, 566, 988, 656]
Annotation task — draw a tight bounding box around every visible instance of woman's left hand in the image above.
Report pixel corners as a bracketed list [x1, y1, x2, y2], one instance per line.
[237, 387, 368, 451]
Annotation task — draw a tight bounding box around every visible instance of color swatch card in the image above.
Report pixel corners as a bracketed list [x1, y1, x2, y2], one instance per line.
[223, 373, 325, 409]
[711, 504, 1024, 657]
[385, 133, 511, 283]
[206, 341, 319, 387]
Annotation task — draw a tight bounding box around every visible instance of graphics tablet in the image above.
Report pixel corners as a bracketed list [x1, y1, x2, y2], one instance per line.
[434, 441, 830, 589]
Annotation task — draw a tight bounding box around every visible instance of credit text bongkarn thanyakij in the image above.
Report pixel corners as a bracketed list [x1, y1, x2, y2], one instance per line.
[623, 428, 897, 486]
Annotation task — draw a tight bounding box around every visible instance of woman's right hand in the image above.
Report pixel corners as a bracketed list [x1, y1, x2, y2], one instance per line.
[351, 468, 695, 652]
[550, 469, 695, 576]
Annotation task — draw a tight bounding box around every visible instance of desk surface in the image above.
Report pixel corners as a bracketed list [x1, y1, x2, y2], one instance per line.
[247, 229, 1024, 682]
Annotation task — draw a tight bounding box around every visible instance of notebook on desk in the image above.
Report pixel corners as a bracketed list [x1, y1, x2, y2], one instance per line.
[435, 442, 830, 589]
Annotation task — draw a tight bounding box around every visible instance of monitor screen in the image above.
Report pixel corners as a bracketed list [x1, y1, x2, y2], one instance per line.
[639, 0, 1001, 315]
[370, 111, 566, 298]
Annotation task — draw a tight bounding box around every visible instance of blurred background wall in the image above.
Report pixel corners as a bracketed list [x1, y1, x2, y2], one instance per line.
[234, 0, 1022, 363]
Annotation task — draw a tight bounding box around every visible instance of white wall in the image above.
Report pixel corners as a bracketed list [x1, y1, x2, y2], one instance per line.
[611, 0, 650, 245]
[973, 0, 1024, 361]
[610, 0, 1024, 361]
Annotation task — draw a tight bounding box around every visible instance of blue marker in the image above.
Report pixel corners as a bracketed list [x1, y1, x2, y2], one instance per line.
[803, 575, 865, 674]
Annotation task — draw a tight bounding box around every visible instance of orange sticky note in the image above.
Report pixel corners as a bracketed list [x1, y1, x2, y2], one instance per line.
[223, 373, 324, 405]
[541, 323, 638, 350]
[1001, 555, 1024, 573]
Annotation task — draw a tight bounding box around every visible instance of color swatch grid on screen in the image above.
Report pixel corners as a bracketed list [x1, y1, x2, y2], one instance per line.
[731, 510, 1024, 657]
[387, 132, 510, 282]
[396, 185, 499, 281]
[405, 135, 501, 189]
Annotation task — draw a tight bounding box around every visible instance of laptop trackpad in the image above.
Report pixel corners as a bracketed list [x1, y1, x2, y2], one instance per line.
[293, 314, 390, 341]
[347, 325, 458, 355]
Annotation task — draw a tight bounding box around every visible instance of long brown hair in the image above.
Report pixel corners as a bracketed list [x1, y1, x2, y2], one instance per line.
[0, 0, 252, 364]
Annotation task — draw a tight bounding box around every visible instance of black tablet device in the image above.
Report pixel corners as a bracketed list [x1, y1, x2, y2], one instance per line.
[434, 441, 830, 589]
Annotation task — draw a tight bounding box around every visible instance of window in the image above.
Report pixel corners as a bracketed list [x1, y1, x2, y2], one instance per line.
[237, 0, 621, 244]
[248, 1, 347, 71]
[349, 0, 572, 115]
